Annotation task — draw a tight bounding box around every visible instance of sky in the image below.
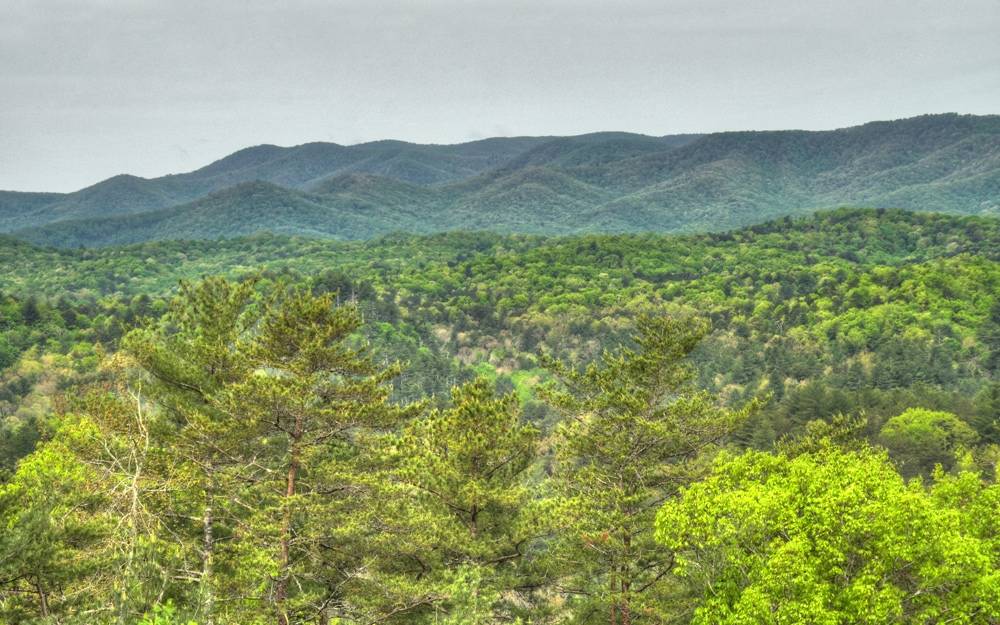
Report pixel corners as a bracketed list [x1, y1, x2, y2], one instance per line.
[2, 0, 998, 192]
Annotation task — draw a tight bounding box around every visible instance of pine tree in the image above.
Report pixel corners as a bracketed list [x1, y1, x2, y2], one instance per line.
[221, 287, 419, 625]
[541, 314, 759, 624]
[123, 277, 262, 625]
[377, 377, 539, 622]
[19, 295, 41, 326]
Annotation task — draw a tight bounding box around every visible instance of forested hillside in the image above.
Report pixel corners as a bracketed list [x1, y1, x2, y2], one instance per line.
[0, 137, 552, 232]
[5, 114, 1000, 246]
[1, 208, 999, 622]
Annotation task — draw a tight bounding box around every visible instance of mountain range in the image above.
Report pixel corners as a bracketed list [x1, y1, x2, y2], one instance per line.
[2, 113, 998, 247]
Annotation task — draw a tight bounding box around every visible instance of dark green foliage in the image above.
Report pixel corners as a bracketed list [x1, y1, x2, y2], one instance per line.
[13, 182, 421, 248]
[7, 115, 1000, 246]
[878, 408, 979, 477]
[0, 137, 549, 233]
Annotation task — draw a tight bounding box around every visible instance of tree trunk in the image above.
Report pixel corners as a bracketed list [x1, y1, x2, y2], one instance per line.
[202, 486, 216, 625]
[469, 503, 479, 538]
[620, 581, 632, 625]
[621, 533, 632, 625]
[35, 578, 49, 618]
[275, 415, 303, 625]
[609, 572, 618, 625]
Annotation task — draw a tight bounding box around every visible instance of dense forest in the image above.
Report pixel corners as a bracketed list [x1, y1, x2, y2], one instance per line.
[3, 114, 999, 247]
[1, 207, 998, 623]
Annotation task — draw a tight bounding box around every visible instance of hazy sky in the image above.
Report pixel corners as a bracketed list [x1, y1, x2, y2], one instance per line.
[2, 0, 998, 192]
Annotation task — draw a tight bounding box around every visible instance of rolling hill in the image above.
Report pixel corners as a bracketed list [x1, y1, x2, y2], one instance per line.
[12, 182, 437, 248]
[0, 137, 551, 233]
[5, 114, 999, 246]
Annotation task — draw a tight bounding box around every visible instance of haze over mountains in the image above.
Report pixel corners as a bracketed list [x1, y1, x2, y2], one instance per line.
[3, 113, 998, 247]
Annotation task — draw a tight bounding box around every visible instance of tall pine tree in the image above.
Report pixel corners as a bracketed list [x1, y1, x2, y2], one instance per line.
[541, 314, 759, 624]
[375, 378, 540, 623]
[222, 287, 419, 625]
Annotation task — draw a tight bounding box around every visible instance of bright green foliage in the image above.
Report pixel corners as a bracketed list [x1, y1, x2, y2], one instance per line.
[0, 289, 127, 474]
[4, 208, 999, 466]
[656, 446, 1000, 625]
[0, 425, 105, 623]
[431, 567, 509, 625]
[137, 602, 198, 625]
[65, 389, 181, 625]
[0, 385, 187, 625]
[878, 408, 979, 477]
[376, 378, 539, 622]
[542, 314, 759, 623]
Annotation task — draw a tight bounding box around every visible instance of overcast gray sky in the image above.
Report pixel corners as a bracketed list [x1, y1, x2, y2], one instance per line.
[2, 0, 998, 192]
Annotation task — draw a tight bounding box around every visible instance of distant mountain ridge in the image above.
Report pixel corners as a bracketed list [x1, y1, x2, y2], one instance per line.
[4, 113, 999, 247]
